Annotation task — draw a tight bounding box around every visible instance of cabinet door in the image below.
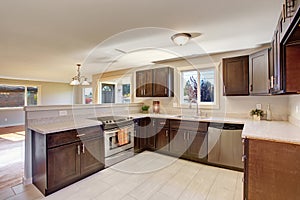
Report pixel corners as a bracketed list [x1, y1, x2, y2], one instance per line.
[136, 70, 152, 97]
[169, 129, 187, 156]
[145, 117, 155, 149]
[223, 56, 249, 95]
[134, 119, 147, 153]
[187, 131, 207, 160]
[155, 128, 169, 152]
[249, 49, 270, 94]
[245, 139, 300, 200]
[48, 142, 81, 189]
[153, 67, 174, 97]
[271, 27, 283, 93]
[80, 137, 104, 176]
[285, 44, 300, 93]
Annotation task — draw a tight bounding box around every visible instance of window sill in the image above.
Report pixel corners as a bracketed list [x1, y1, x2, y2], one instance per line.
[0, 107, 24, 111]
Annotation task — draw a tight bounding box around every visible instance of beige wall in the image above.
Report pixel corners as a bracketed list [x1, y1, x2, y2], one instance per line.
[289, 95, 300, 121]
[0, 78, 74, 127]
[129, 46, 290, 120]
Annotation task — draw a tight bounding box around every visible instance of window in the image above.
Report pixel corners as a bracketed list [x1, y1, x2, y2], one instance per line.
[83, 87, 93, 104]
[181, 68, 217, 106]
[0, 85, 39, 107]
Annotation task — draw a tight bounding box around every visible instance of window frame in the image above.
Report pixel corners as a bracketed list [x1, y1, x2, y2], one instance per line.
[180, 66, 219, 109]
[0, 84, 41, 108]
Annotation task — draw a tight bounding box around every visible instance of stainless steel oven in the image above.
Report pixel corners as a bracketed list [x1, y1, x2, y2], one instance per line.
[92, 116, 134, 167]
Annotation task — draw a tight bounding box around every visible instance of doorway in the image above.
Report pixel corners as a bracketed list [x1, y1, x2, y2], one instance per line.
[101, 83, 115, 103]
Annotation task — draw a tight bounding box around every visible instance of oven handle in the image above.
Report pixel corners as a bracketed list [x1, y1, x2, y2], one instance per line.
[104, 125, 134, 134]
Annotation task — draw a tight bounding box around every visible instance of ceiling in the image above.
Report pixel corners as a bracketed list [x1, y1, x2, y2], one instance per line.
[0, 0, 283, 83]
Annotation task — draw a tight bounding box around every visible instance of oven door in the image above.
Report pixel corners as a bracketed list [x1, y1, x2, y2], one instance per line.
[104, 125, 134, 157]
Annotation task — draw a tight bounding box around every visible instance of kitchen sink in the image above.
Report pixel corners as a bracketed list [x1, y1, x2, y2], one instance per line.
[173, 115, 206, 119]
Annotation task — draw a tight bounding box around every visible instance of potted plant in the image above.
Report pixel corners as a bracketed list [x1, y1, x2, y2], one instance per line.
[250, 109, 264, 120]
[141, 105, 150, 114]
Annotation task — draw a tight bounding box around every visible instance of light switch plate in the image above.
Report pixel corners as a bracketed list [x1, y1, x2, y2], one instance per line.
[256, 104, 262, 109]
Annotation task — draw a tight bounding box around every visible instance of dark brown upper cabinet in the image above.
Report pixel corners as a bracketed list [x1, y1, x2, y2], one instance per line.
[223, 55, 249, 96]
[136, 67, 174, 97]
[136, 69, 153, 97]
[282, 6, 300, 94]
[153, 67, 174, 97]
[249, 48, 271, 95]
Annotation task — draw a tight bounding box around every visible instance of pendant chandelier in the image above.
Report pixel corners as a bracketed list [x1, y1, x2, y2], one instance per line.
[70, 64, 90, 86]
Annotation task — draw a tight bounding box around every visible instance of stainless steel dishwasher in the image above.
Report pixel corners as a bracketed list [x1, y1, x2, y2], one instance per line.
[208, 122, 244, 170]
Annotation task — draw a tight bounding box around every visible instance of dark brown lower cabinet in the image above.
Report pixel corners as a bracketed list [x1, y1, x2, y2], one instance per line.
[32, 126, 104, 196]
[244, 139, 300, 200]
[155, 127, 169, 153]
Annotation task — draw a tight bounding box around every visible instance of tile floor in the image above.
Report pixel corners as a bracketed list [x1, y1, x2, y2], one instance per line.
[0, 151, 243, 200]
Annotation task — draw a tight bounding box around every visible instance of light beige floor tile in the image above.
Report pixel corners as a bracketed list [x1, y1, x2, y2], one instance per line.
[0, 187, 15, 200]
[159, 161, 201, 199]
[11, 184, 36, 195]
[93, 186, 127, 200]
[148, 191, 174, 200]
[120, 194, 137, 200]
[7, 185, 43, 200]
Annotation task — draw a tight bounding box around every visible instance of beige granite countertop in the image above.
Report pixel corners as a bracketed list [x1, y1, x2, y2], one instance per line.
[28, 113, 300, 145]
[28, 118, 102, 134]
[242, 120, 300, 144]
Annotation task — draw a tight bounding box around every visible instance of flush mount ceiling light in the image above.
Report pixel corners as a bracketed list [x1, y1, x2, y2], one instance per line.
[171, 33, 192, 46]
[70, 64, 90, 86]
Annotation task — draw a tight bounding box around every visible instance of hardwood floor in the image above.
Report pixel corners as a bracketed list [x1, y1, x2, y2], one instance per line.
[0, 125, 24, 190]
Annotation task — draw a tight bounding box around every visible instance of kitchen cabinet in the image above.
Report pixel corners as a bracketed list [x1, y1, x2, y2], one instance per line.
[136, 69, 152, 97]
[249, 48, 271, 95]
[169, 120, 208, 162]
[134, 118, 148, 153]
[32, 126, 104, 196]
[243, 138, 300, 200]
[154, 118, 170, 153]
[282, 6, 300, 93]
[135, 67, 174, 97]
[223, 55, 249, 96]
[270, 2, 300, 94]
[153, 67, 174, 97]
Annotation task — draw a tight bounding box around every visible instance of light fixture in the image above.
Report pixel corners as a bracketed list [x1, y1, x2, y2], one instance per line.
[171, 33, 192, 46]
[70, 64, 90, 86]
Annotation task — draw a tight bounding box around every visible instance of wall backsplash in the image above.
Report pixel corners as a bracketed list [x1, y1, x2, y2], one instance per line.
[288, 95, 300, 126]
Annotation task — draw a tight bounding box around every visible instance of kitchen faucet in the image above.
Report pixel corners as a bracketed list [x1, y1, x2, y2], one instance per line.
[189, 99, 200, 116]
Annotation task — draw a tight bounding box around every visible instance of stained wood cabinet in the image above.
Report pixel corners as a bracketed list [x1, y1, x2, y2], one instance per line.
[249, 48, 271, 95]
[135, 67, 174, 97]
[134, 119, 148, 153]
[153, 67, 174, 97]
[244, 138, 300, 200]
[223, 56, 249, 96]
[32, 126, 104, 196]
[169, 120, 208, 161]
[136, 69, 152, 97]
[155, 118, 170, 153]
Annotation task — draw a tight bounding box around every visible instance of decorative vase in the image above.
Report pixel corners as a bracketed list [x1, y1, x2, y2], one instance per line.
[252, 115, 261, 121]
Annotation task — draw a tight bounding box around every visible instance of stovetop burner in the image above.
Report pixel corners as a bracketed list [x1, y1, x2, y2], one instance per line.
[92, 116, 133, 130]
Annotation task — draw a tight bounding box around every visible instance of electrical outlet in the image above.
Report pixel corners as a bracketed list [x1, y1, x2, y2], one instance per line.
[59, 110, 68, 116]
[256, 104, 262, 109]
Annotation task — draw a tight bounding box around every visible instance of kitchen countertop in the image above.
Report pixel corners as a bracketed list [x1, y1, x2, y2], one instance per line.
[28, 118, 102, 134]
[28, 113, 300, 145]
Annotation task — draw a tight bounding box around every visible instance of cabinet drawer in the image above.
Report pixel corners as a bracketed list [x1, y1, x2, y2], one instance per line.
[47, 126, 103, 148]
[170, 120, 208, 132]
[155, 118, 169, 128]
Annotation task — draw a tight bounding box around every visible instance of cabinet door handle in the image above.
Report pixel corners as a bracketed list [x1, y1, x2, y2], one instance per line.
[82, 144, 85, 154]
[165, 130, 168, 137]
[242, 155, 247, 162]
[153, 120, 155, 127]
[77, 145, 81, 155]
[223, 85, 226, 94]
[165, 88, 167, 95]
[134, 130, 137, 137]
[76, 134, 86, 137]
[250, 84, 253, 92]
